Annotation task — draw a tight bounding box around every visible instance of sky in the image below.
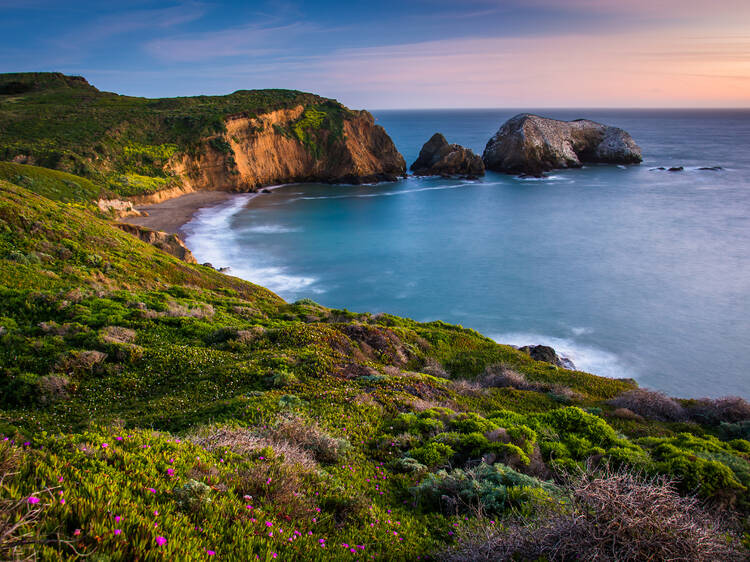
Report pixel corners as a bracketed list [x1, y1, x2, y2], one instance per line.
[1, 0, 749, 108]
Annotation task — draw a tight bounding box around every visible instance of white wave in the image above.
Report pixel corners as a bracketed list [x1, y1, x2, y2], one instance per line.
[570, 326, 593, 336]
[242, 224, 301, 234]
[295, 183, 468, 201]
[183, 194, 317, 296]
[513, 174, 568, 182]
[489, 331, 636, 380]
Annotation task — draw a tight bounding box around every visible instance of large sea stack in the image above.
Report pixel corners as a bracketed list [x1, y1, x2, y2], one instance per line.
[483, 113, 642, 176]
[410, 133, 484, 177]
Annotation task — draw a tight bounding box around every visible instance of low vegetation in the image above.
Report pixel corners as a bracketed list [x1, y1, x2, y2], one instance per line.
[0, 146, 748, 558]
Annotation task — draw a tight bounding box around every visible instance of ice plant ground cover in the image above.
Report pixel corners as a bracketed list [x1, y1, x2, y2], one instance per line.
[0, 170, 748, 559]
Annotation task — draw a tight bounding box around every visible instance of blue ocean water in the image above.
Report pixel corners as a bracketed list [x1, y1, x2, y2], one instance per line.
[184, 109, 750, 399]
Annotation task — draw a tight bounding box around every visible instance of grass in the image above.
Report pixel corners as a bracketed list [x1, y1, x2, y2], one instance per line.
[0, 172, 748, 558]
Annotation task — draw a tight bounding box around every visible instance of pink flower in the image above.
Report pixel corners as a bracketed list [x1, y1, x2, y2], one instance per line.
[27, 497, 39, 504]
[166, 468, 174, 476]
[60, 498, 65, 505]
[114, 529, 121, 535]
[115, 515, 122, 522]
[207, 550, 215, 556]
[154, 510, 159, 516]
[115, 436, 123, 441]
[265, 521, 273, 527]
[101, 443, 108, 448]
[74, 529, 81, 536]
[156, 536, 167, 546]
[147, 488, 156, 494]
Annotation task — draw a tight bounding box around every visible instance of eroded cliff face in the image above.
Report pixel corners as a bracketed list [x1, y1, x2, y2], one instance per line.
[168, 106, 405, 193]
[114, 223, 197, 264]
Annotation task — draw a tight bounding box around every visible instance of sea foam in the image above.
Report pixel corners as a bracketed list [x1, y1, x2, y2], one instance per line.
[490, 331, 637, 381]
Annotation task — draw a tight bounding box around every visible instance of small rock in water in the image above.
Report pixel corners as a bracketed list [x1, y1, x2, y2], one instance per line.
[667, 166, 684, 172]
[260, 188, 272, 193]
[698, 166, 722, 171]
[518, 344, 576, 370]
[650, 167, 667, 171]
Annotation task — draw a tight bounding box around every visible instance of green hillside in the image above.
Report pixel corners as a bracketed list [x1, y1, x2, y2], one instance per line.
[0, 72, 353, 197]
[0, 167, 748, 556]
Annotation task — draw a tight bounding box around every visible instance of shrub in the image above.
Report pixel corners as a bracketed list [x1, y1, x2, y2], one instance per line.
[719, 421, 750, 441]
[172, 479, 212, 512]
[440, 469, 746, 562]
[57, 349, 107, 373]
[687, 396, 750, 425]
[268, 370, 298, 388]
[477, 364, 532, 390]
[608, 388, 686, 422]
[412, 463, 556, 517]
[450, 413, 499, 434]
[100, 325, 136, 344]
[610, 407, 644, 421]
[187, 424, 317, 470]
[422, 357, 449, 378]
[409, 442, 454, 467]
[392, 457, 427, 474]
[36, 374, 72, 404]
[267, 415, 350, 464]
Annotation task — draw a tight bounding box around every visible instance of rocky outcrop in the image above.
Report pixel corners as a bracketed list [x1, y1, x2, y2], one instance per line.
[169, 107, 406, 193]
[410, 133, 484, 177]
[115, 223, 197, 264]
[518, 344, 576, 370]
[97, 198, 145, 218]
[483, 113, 642, 176]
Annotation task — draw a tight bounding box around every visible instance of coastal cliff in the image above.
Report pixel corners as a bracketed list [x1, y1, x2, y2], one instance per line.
[171, 106, 405, 193]
[0, 72, 406, 203]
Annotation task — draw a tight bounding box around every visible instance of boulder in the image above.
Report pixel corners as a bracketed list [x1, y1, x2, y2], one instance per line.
[483, 113, 642, 176]
[518, 344, 576, 370]
[410, 133, 484, 177]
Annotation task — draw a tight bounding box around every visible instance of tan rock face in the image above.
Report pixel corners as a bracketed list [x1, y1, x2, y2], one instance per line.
[114, 223, 197, 264]
[483, 113, 642, 176]
[168, 107, 405, 193]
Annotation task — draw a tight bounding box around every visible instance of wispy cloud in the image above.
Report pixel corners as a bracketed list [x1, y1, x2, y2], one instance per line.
[143, 20, 315, 62]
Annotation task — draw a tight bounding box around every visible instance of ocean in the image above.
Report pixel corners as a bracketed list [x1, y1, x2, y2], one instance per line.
[183, 109, 750, 399]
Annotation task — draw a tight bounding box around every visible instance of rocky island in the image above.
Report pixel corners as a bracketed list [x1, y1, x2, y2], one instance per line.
[483, 113, 643, 176]
[411, 133, 484, 178]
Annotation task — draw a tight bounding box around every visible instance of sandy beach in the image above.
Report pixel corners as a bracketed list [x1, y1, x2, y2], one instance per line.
[119, 185, 289, 237]
[119, 190, 237, 236]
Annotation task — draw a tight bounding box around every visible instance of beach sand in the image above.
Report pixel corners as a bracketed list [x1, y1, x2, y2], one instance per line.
[119, 187, 286, 237]
[119, 190, 239, 236]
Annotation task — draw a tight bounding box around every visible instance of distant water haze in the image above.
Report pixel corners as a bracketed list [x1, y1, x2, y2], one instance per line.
[184, 109, 750, 399]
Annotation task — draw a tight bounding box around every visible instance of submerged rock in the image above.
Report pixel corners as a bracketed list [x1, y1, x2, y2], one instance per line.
[483, 113, 642, 176]
[668, 166, 684, 172]
[410, 133, 484, 177]
[518, 344, 576, 370]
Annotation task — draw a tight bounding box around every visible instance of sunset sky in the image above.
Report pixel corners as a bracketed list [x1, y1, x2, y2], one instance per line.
[1, 0, 748, 108]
